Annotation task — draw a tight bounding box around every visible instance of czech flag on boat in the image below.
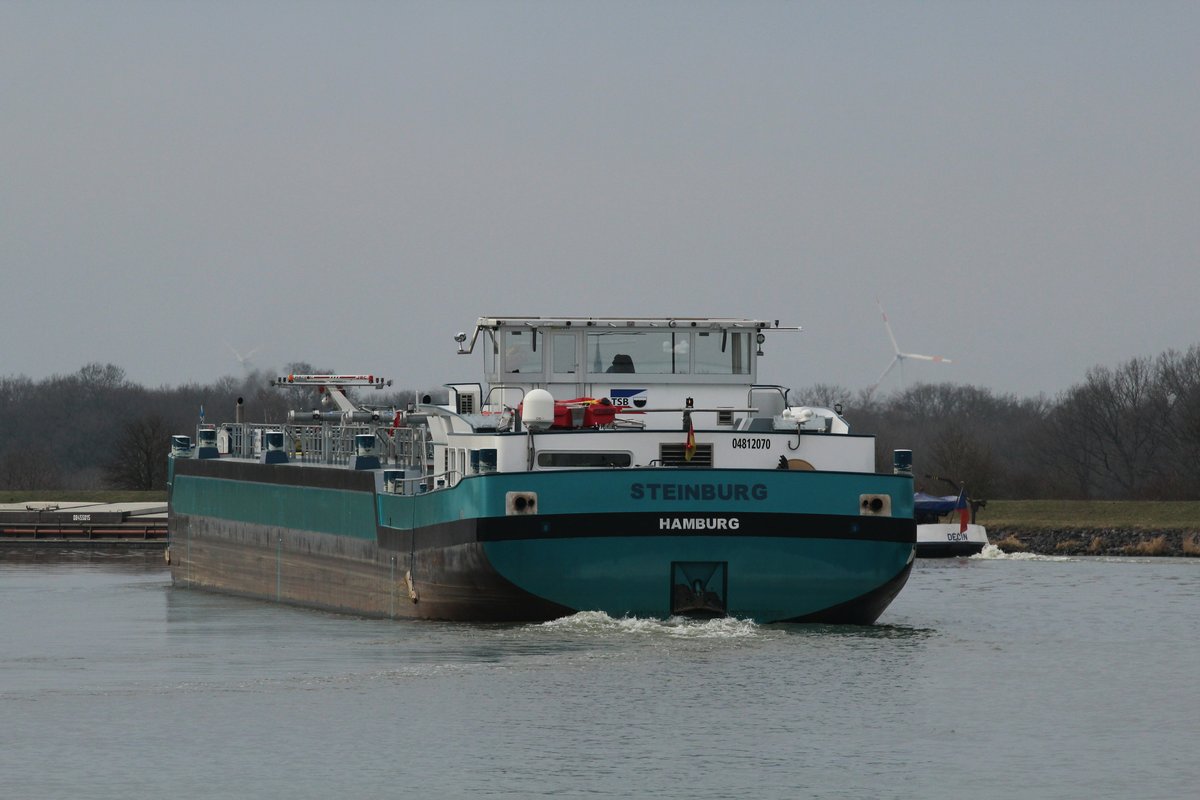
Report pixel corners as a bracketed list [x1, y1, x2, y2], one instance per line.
[955, 488, 969, 533]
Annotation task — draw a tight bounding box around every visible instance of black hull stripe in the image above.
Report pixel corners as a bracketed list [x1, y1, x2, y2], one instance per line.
[915, 542, 987, 558]
[476, 512, 915, 543]
[378, 512, 914, 551]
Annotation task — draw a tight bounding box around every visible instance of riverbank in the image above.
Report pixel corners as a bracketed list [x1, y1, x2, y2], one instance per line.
[981, 500, 1200, 556]
[988, 527, 1200, 557]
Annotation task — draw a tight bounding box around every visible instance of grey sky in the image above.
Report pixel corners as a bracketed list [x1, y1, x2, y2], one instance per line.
[3, 1, 1197, 399]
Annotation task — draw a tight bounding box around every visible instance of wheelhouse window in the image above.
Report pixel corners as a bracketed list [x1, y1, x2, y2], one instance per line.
[694, 330, 750, 374]
[503, 329, 542, 374]
[536, 451, 633, 468]
[552, 334, 577, 374]
[586, 331, 690, 375]
[484, 329, 498, 375]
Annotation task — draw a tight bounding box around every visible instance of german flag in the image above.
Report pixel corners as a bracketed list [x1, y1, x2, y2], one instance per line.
[684, 411, 696, 462]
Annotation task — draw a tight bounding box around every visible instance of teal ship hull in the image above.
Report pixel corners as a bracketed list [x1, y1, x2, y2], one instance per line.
[170, 458, 914, 623]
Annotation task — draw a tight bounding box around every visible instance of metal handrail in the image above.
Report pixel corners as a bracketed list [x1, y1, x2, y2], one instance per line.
[205, 421, 429, 468]
[384, 469, 462, 495]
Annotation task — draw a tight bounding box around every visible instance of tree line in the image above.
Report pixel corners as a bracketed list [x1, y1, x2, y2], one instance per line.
[0, 363, 426, 493]
[1, 346, 1197, 500]
[793, 344, 1200, 500]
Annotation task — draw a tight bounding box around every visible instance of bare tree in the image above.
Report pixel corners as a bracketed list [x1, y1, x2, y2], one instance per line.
[1038, 357, 1176, 498]
[789, 383, 854, 408]
[1037, 396, 1098, 498]
[1156, 346, 1200, 497]
[104, 414, 171, 490]
[0, 446, 62, 490]
[927, 424, 999, 498]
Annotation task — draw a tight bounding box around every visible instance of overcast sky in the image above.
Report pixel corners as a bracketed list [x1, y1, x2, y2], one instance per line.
[3, 1, 1197, 399]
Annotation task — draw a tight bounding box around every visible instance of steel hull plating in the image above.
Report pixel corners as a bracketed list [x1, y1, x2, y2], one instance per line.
[169, 459, 916, 623]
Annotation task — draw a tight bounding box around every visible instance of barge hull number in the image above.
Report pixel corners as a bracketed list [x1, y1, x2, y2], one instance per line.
[732, 437, 771, 450]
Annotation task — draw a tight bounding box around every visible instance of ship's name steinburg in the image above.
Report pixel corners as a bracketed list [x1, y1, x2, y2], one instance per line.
[630, 483, 768, 501]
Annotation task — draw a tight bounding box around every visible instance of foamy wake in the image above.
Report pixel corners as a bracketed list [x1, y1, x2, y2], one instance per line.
[537, 610, 761, 639]
[971, 543, 1070, 562]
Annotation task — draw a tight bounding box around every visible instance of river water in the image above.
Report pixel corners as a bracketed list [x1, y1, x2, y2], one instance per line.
[2, 549, 1197, 799]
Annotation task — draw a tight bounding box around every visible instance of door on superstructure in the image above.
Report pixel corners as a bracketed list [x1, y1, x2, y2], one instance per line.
[546, 330, 584, 399]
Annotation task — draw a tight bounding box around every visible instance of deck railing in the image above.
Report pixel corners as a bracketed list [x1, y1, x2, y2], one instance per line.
[205, 422, 432, 469]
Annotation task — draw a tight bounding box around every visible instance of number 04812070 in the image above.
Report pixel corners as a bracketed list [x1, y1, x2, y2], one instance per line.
[732, 437, 771, 450]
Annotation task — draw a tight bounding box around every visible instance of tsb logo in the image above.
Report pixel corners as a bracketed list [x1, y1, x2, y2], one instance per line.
[609, 389, 647, 408]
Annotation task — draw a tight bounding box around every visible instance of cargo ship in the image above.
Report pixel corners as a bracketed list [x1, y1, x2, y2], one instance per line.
[168, 316, 916, 623]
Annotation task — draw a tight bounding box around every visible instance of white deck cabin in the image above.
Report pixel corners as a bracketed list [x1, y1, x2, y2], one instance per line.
[416, 317, 877, 486]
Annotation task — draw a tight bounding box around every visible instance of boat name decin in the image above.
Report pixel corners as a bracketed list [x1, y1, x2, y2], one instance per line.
[659, 517, 741, 531]
[630, 483, 768, 501]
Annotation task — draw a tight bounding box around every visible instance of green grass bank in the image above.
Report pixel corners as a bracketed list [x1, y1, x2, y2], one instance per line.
[1, 490, 168, 505]
[982, 500, 1200, 557]
[983, 500, 1200, 531]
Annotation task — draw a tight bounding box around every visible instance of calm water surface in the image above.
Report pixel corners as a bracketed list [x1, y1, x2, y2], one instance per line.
[2, 549, 1197, 799]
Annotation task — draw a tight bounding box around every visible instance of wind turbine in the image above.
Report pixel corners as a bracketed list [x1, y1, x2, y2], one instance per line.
[225, 342, 262, 374]
[871, 299, 951, 393]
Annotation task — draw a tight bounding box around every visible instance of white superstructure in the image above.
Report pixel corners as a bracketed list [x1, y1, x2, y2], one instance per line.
[417, 316, 874, 485]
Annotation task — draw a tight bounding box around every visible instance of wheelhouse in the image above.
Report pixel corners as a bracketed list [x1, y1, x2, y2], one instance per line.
[457, 317, 797, 418]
